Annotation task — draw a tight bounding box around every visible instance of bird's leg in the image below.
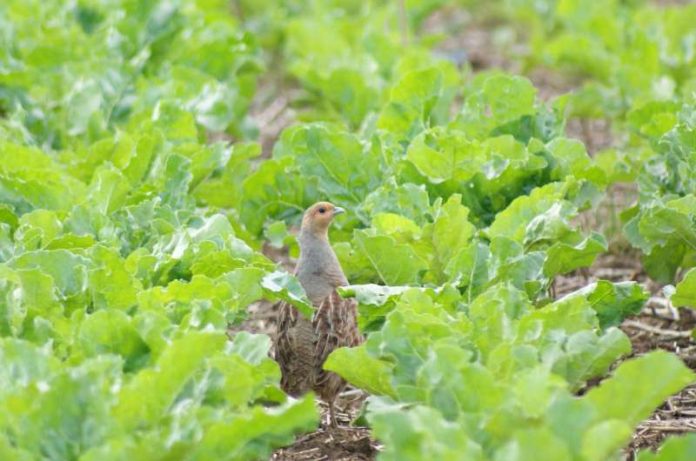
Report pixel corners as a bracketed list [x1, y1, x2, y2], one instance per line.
[328, 399, 338, 429]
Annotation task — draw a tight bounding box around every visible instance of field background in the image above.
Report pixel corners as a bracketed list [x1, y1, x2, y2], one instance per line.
[1, 1, 695, 460]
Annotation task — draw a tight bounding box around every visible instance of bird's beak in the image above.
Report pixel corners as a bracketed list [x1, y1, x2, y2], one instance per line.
[333, 207, 345, 216]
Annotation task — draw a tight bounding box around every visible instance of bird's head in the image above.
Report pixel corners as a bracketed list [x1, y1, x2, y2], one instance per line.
[300, 201, 345, 237]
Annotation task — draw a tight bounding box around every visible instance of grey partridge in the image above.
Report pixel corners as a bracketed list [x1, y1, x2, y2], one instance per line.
[274, 201, 363, 428]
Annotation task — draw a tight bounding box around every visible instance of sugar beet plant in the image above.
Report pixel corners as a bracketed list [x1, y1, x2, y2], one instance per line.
[0, 1, 694, 460]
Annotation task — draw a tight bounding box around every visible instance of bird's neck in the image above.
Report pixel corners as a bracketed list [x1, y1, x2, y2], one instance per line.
[296, 228, 345, 304]
[297, 228, 334, 271]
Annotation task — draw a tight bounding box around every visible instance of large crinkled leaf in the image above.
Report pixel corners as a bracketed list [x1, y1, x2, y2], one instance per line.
[378, 67, 453, 140]
[14, 209, 62, 250]
[544, 137, 607, 186]
[362, 182, 431, 225]
[113, 332, 226, 432]
[87, 165, 131, 215]
[487, 182, 569, 243]
[193, 142, 260, 209]
[406, 129, 542, 194]
[228, 331, 274, 366]
[274, 123, 382, 208]
[6, 356, 122, 460]
[76, 309, 149, 371]
[406, 128, 478, 184]
[239, 156, 315, 236]
[160, 154, 194, 210]
[549, 328, 632, 389]
[446, 241, 490, 296]
[488, 238, 546, 297]
[624, 197, 696, 284]
[456, 73, 541, 141]
[10, 249, 91, 298]
[313, 68, 379, 128]
[0, 143, 87, 213]
[0, 338, 59, 395]
[428, 194, 476, 279]
[222, 267, 266, 311]
[89, 245, 140, 311]
[419, 342, 507, 419]
[350, 231, 427, 285]
[367, 398, 485, 461]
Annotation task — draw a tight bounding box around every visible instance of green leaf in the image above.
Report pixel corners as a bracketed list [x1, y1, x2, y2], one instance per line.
[545, 138, 607, 186]
[264, 220, 290, 249]
[193, 142, 260, 208]
[87, 164, 131, 214]
[89, 245, 140, 311]
[15, 209, 62, 249]
[672, 268, 696, 307]
[363, 182, 431, 225]
[239, 156, 311, 236]
[228, 331, 273, 366]
[351, 231, 427, 285]
[325, 345, 396, 397]
[114, 332, 226, 432]
[338, 284, 412, 306]
[367, 398, 485, 461]
[458, 73, 538, 140]
[77, 309, 149, 371]
[189, 395, 318, 461]
[543, 232, 607, 277]
[429, 194, 476, 277]
[580, 420, 632, 461]
[586, 351, 695, 426]
[551, 328, 632, 388]
[635, 206, 696, 256]
[378, 67, 449, 140]
[562, 281, 649, 329]
[260, 271, 313, 318]
[223, 267, 266, 311]
[10, 249, 90, 298]
[447, 241, 490, 300]
[488, 182, 568, 243]
[406, 128, 476, 184]
[638, 433, 696, 461]
[275, 124, 381, 207]
[494, 427, 571, 461]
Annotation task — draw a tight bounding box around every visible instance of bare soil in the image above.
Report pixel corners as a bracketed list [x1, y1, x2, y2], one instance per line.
[271, 397, 378, 461]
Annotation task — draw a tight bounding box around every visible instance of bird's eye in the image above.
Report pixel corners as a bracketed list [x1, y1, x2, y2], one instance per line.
[318, 207, 326, 214]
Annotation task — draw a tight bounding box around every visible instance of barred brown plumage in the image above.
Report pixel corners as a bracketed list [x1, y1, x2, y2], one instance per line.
[274, 201, 363, 428]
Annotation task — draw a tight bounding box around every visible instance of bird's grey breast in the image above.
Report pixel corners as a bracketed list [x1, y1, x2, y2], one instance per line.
[296, 233, 346, 305]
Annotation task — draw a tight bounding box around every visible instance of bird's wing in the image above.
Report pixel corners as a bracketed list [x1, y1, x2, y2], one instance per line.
[275, 300, 315, 397]
[312, 289, 363, 398]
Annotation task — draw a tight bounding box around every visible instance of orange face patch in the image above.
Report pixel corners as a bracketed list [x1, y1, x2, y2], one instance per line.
[302, 201, 342, 233]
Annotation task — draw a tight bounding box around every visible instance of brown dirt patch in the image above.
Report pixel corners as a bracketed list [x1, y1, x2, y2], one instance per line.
[272, 425, 377, 461]
[272, 393, 378, 461]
